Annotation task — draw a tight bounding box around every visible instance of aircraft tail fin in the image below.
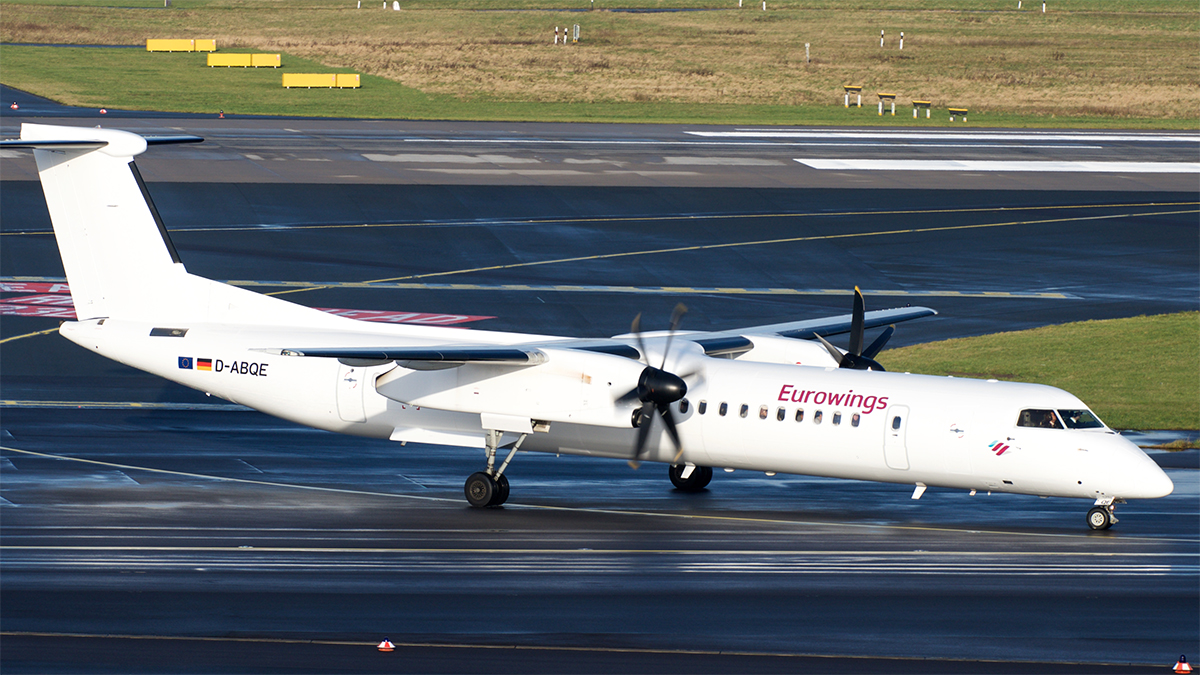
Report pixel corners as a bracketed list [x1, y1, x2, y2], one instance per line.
[11, 123, 198, 321]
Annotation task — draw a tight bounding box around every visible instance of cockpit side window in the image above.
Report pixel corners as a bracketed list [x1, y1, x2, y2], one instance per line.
[1059, 409, 1104, 429]
[1018, 409, 1063, 429]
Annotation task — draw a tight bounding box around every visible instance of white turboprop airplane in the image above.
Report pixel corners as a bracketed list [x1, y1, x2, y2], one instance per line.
[3, 123, 1174, 530]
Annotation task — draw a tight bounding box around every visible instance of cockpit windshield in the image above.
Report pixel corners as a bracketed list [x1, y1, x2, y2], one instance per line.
[1018, 409, 1062, 429]
[1058, 409, 1104, 429]
[1017, 408, 1105, 430]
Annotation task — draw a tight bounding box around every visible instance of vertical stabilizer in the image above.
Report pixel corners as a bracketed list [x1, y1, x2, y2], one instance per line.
[19, 123, 184, 321]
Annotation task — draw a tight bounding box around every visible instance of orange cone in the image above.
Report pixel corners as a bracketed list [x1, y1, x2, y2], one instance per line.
[377, 638, 395, 652]
[9, 102, 17, 110]
[1176, 656, 1191, 674]
[219, 110, 224, 118]
[99, 108, 107, 115]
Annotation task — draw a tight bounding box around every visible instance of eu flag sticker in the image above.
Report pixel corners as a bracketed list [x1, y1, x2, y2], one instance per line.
[178, 356, 193, 370]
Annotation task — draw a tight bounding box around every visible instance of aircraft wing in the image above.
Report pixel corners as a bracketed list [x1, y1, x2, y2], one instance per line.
[737, 305, 937, 339]
[281, 345, 549, 369]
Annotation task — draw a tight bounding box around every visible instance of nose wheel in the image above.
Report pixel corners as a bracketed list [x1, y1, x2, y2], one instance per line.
[1087, 504, 1117, 530]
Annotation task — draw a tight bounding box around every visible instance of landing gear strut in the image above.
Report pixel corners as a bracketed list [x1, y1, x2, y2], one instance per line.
[1087, 498, 1122, 530]
[464, 429, 525, 508]
[669, 463, 713, 492]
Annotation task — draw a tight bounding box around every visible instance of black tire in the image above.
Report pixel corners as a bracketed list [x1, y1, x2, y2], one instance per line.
[1087, 506, 1112, 530]
[669, 464, 713, 492]
[465, 472, 497, 508]
[491, 473, 510, 507]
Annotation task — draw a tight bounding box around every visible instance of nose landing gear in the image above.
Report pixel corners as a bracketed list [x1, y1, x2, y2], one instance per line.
[1087, 497, 1124, 530]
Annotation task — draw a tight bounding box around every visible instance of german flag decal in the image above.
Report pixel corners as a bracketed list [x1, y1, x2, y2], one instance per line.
[197, 358, 213, 371]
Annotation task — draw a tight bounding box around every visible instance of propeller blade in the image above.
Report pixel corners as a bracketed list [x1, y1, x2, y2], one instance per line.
[849, 286, 866, 356]
[615, 386, 641, 405]
[633, 398, 652, 461]
[862, 325, 895, 360]
[814, 333, 847, 366]
[630, 313, 648, 365]
[658, 403, 682, 451]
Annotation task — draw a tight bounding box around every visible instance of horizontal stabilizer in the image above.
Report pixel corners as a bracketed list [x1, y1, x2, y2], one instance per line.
[0, 135, 203, 150]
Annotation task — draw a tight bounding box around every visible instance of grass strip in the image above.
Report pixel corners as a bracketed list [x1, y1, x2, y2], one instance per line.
[882, 312, 1200, 431]
[2, 0, 1198, 127]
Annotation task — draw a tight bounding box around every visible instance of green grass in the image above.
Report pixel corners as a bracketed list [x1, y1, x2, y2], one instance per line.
[2, 0, 1198, 126]
[1, 44, 1194, 128]
[881, 312, 1200, 431]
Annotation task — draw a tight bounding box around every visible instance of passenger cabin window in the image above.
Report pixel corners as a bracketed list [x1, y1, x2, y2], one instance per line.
[679, 399, 689, 414]
[794, 409, 804, 423]
[698, 400, 707, 415]
[891, 415, 902, 430]
[1018, 409, 1063, 429]
[776, 407, 786, 422]
[851, 413, 861, 427]
[719, 402, 728, 417]
[740, 404, 749, 418]
[832, 412, 842, 426]
[813, 411, 823, 424]
[759, 405, 768, 420]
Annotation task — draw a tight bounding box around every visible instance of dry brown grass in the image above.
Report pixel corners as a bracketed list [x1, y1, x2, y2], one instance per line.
[3, 1, 1198, 118]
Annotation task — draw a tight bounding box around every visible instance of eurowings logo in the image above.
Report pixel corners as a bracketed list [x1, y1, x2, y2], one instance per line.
[988, 440, 1011, 456]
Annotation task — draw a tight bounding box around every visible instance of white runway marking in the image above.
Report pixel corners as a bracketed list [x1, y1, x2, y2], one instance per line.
[697, 130, 1199, 143]
[662, 156, 786, 166]
[363, 153, 540, 164]
[796, 159, 1200, 173]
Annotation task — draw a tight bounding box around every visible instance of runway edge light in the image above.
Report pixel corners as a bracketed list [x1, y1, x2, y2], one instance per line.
[377, 638, 395, 652]
[1175, 655, 1191, 673]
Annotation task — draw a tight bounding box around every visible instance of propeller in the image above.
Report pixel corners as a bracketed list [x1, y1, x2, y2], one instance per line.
[618, 303, 692, 468]
[814, 287, 895, 372]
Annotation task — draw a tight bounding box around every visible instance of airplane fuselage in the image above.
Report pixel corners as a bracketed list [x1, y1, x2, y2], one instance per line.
[61, 317, 1171, 505]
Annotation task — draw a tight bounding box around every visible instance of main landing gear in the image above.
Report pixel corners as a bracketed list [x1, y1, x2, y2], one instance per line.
[1087, 497, 1123, 530]
[669, 463, 713, 492]
[464, 429, 527, 508]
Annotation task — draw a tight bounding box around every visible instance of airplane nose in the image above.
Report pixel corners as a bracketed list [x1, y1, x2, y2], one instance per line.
[1139, 462, 1175, 499]
[1122, 452, 1174, 499]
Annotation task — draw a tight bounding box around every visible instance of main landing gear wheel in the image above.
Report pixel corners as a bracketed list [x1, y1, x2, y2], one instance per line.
[465, 472, 511, 508]
[493, 473, 510, 506]
[1087, 505, 1114, 530]
[669, 464, 713, 492]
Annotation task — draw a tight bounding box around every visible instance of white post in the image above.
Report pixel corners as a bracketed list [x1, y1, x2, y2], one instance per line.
[762, 1, 766, 9]
[739, 0, 742, 7]
[857, 93, 861, 107]
[878, 100, 883, 116]
[926, 107, 930, 119]
[844, 92, 849, 107]
[1018, 0, 1022, 7]
[880, 30, 884, 47]
[913, 107, 918, 118]
[899, 32, 904, 50]
[805, 43, 810, 63]
[392, 0, 398, 9]
[357, 0, 360, 7]
[573, 24, 580, 43]
[1042, 1, 1046, 12]
[554, 27, 559, 45]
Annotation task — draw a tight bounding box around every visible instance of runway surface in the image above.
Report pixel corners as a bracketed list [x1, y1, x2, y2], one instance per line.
[1, 95, 1197, 672]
